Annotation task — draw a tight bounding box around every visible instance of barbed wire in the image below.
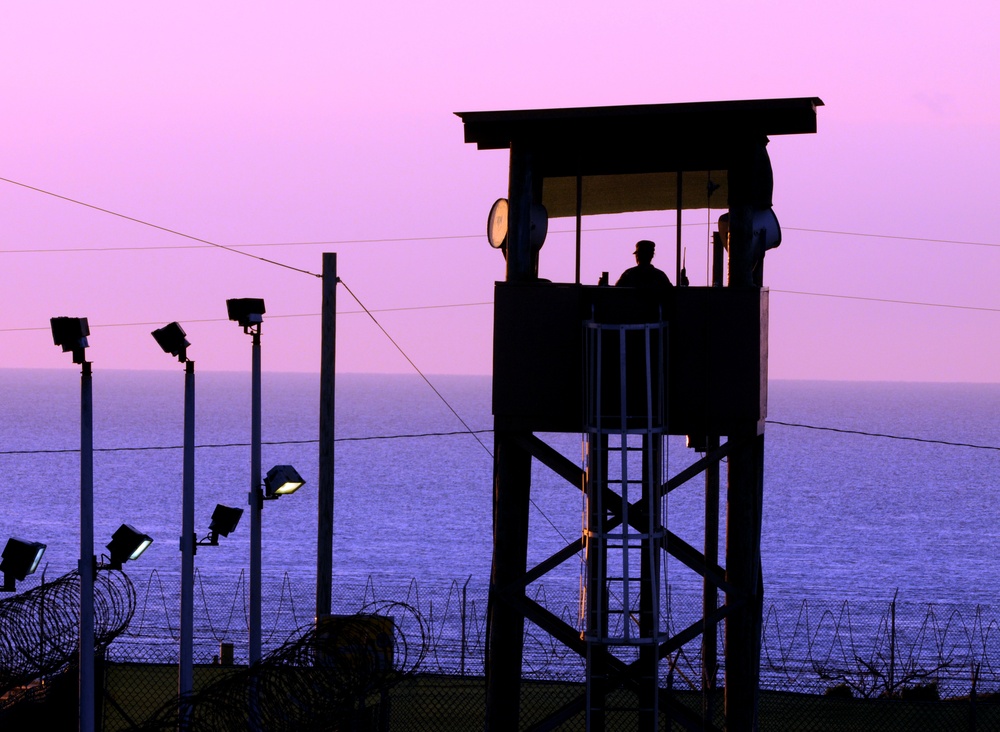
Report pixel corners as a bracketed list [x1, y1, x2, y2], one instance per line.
[68, 571, 1000, 699]
[0, 567, 136, 700]
[131, 602, 425, 731]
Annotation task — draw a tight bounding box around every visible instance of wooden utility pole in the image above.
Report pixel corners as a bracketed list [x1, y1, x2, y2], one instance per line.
[317, 253, 337, 619]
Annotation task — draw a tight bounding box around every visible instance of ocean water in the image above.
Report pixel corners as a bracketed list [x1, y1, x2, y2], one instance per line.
[2, 369, 998, 613]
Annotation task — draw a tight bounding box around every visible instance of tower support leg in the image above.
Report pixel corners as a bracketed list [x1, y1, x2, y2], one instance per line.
[485, 431, 532, 731]
[585, 434, 608, 732]
[724, 429, 764, 732]
[638, 434, 662, 731]
[702, 434, 720, 730]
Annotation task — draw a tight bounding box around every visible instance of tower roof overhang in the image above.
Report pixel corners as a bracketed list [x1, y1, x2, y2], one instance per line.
[457, 97, 823, 217]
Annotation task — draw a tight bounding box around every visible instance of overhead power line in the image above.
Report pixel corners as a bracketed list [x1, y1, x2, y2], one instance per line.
[0, 175, 320, 277]
[0, 430, 494, 456]
[0, 222, 711, 252]
[784, 227, 1000, 249]
[1, 170, 998, 256]
[5, 173, 996, 553]
[2, 422, 996, 456]
[0, 302, 493, 334]
[765, 420, 1000, 451]
[0, 287, 994, 335]
[770, 290, 1000, 314]
[4, 225, 999, 254]
[336, 277, 494, 460]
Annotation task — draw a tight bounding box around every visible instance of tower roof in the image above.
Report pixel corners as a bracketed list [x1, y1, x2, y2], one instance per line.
[457, 97, 823, 216]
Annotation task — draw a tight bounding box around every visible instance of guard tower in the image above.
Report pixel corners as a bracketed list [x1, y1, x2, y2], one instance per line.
[458, 97, 822, 731]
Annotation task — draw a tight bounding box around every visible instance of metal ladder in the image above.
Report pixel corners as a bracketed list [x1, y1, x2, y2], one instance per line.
[582, 318, 668, 730]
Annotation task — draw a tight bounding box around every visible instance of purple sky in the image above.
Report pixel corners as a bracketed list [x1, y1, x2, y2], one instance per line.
[2, 2, 997, 381]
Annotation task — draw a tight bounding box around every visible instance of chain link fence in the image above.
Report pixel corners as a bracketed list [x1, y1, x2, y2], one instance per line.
[4, 569, 1000, 729]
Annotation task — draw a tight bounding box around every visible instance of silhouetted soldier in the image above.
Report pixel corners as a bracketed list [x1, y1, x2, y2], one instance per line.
[615, 239, 674, 321]
[615, 240, 674, 289]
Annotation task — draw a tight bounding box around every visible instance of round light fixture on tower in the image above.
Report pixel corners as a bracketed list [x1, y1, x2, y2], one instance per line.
[487, 198, 508, 249]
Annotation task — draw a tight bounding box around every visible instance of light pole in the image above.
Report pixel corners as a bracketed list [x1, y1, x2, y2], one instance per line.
[151, 321, 196, 727]
[155, 322, 246, 726]
[49, 316, 94, 732]
[226, 300, 306, 679]
[226, 298, 266, 663]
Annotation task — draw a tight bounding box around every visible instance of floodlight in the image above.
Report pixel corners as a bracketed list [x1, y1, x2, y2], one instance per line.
[151, 321, 190, 362]
[205, 504, 244, 545]
[1, 538, 46, 591]
[487, 198, 508, 249]
[264, 465, 306, 498]
[106, 524, 153, 570]
[50, 316, 90, 363]
[529, 202, 548, 251]
[226, 298, 266, 329]
[751, 208, 782, 254]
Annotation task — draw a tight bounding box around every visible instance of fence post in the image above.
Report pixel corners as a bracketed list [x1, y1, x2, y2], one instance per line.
[970, 661, 979, 732]
[461, 575, 471, 676]
[889, 591, 897, 696]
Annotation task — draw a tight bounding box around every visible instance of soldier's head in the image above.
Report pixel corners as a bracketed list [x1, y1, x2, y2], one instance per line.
[634, 240, 655, 265]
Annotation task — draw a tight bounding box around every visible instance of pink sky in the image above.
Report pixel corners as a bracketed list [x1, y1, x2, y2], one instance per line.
[1, 2, 997, 381]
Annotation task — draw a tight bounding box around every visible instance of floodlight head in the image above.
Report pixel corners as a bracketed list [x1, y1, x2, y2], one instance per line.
[50, 317, 90, 363]
[1, 538, 46, 591]
[208, 504, 244, 544]
[264, 465, 306, 499]
[751, 208, 782, 255]
[152, 322, 190, 362]
[529, 202, 548, 251]
[106, 524, 153, 570]
[226, 298, 266, 329]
